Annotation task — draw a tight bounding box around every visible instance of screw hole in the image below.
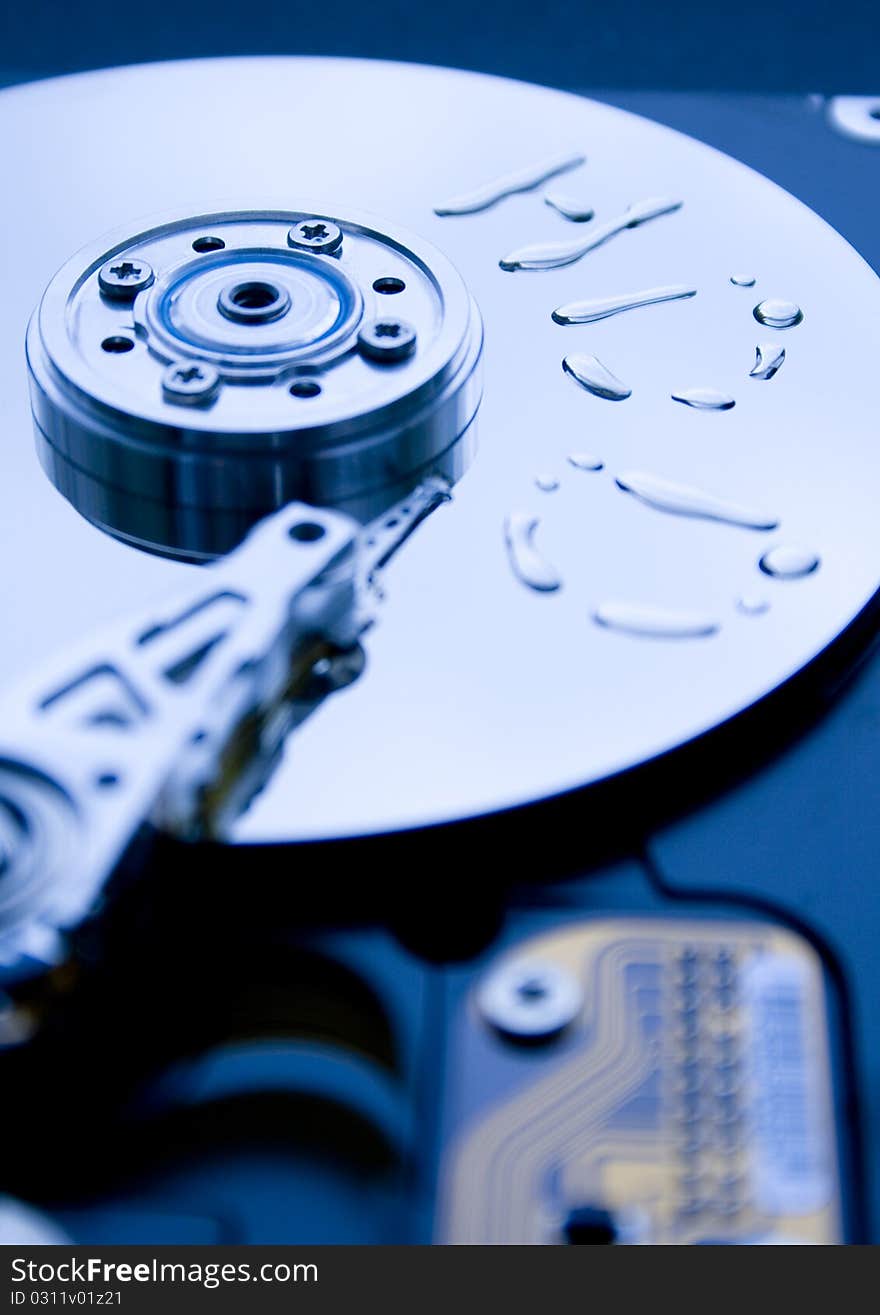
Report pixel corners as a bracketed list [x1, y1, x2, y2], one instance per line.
[101, 335, 134, 354]
[289, 521, 326, 543]
[229, 281, 280, 310]
[95, 771, 121, 789]
[373, 276, 406, 294]
[869, 105, 880, 122]
[289, 379, 322, 399]
[193, 235, 226, 253]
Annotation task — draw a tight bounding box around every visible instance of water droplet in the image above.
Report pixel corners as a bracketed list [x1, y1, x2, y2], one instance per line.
[616, 470, 779, 530]
[500, 197, 682, 271]
[753, 299, 803, 329]
[567, 452, 604, 471]
[736, 595, 770, 615]
[544, 190, 595, 222]
[534, 474, 559, 492]
[758, 545, 820, 578]
[433, 151, 585, 216]
[563, 353, 632, 401]
[671, 388, 736, 411]
[749, 343, 786, 381]
[594, 602, 719, 638]
[504, 513, 562, 592]
[730, 274, 756, 287]
[552, 284, 696, 326]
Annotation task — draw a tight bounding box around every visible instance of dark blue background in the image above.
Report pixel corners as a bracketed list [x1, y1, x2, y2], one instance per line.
[1, 0, 878, 91]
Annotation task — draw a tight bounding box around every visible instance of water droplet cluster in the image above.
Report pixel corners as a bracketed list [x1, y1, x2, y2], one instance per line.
[435, 154, 816, 634]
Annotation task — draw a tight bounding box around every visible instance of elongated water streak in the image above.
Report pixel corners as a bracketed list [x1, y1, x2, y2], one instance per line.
[671, 388, 735, 411]
[616, 470, 778, 530]
[594, 602, 719, 638]
[552, 284, 696, 325]
[500, 197, 682, 272]
[503, 513, 562, 592]
[434, 152, 585, 217]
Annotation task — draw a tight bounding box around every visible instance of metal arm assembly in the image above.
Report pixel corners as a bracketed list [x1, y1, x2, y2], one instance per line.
[0, 480, 449, 982]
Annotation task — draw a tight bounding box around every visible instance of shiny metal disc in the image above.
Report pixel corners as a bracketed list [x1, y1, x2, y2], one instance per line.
[2, 57, 880, 841]
[27, 205, 481, 558]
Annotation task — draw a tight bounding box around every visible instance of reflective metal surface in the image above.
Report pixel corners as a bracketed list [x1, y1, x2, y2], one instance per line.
[28, 206, 480, 558]
[0, 497, 361, 976]
[3, 58, 880, 840]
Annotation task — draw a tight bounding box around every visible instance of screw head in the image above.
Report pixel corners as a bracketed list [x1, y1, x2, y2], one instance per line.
[161, 360, 221, 406]
[477, 958, 583, 1041]
[287, 218, 343, 255]
[98, 257, 154, 301]
[358, 317, 417, 363]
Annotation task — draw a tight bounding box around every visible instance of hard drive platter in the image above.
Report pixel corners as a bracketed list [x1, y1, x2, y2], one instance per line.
[4, 59, 880, 843]
[2, 57, 880, 1248]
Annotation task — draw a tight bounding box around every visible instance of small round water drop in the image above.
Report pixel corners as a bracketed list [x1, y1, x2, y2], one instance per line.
[759, 546, 820, 578]
[567, 452, 604, 471]
[737, 595, 770, 616]
[753, 299, 803, 329]
[730, 274, 756, 287]
[544, 190, 595, 223]
[535, 474, 560, 492]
